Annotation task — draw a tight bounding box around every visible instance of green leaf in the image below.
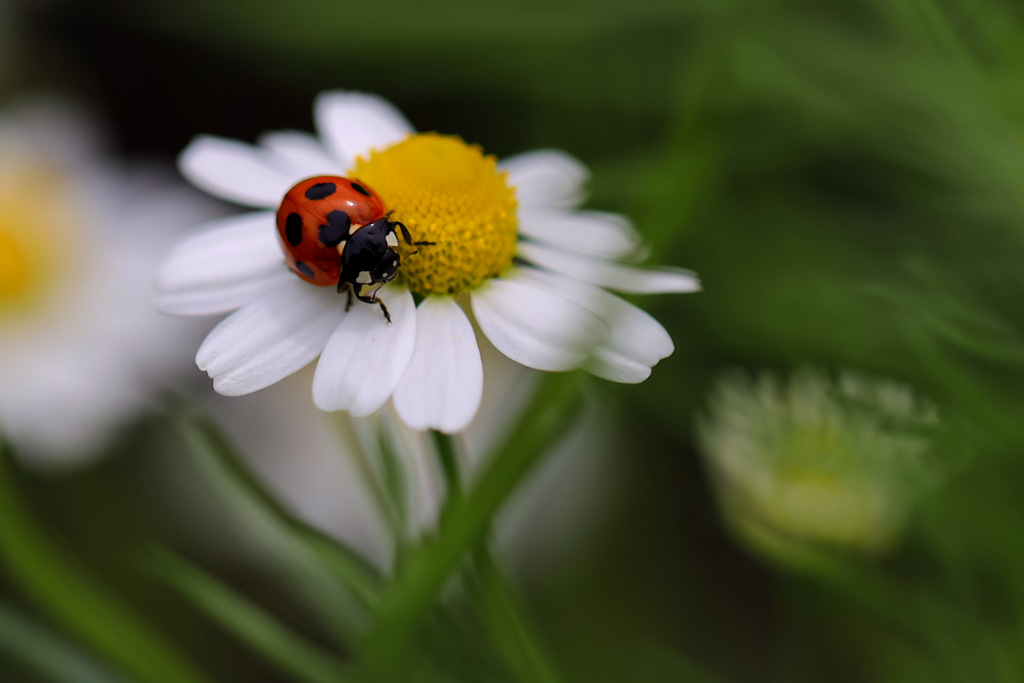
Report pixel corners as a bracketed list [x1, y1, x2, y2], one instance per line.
[0, 441, 210, 683]
[146, 548, 349, 683]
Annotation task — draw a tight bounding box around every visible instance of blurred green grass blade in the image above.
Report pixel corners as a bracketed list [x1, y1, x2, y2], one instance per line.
[469, 549, 562, 683]
[430, 431, 464, 527]
[173, 414, 382, 625]
[359, 372, 583, 677]
[0, 601, 126, 683]
[869, 0, 978, 70]
[297, 532, 382, 609]
[377, 419, 410, 543]
[146, 548, 349, 683]
[331, 414, 407, 549]
[190, 413, 385, 601]
[0, 440, 210, 683]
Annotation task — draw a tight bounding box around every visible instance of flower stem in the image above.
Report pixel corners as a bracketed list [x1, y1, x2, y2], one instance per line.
[358, 371, 583, 679]
[331, 413, 407, 549]
[429, 430, 564, 682]
[468, 548, 563, 683]
[430, 430, 463, 509]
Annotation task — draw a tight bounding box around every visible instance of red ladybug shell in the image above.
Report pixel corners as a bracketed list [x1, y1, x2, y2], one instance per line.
[275, 176, 388, 286]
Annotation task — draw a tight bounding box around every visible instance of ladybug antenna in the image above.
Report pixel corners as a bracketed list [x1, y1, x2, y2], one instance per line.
[394, 221, 435, 248]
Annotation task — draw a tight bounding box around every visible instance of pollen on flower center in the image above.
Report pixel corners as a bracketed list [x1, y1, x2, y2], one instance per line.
[350, 134, 518, 296]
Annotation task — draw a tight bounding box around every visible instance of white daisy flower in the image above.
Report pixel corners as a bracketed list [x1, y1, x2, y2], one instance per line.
[157, 91, 698, 433]
[0, 98, 215, 463]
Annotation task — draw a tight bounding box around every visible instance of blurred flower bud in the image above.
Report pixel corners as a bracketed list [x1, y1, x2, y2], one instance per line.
[698, 368, 940, 565]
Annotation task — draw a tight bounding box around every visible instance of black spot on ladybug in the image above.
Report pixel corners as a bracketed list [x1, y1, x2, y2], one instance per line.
[285, 213, 303, 247]
[350, 181, 371, 197]
[319, 210, 350, 247]
[305, 182, 337, 200]
[295, 261, 315, 279]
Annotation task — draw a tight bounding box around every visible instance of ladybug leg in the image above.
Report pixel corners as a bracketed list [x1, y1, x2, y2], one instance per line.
[377, 300, 392, 324]
[395, 221, 435, 247]
[338, 281, 356, 312]
[353, 284, 392, 324]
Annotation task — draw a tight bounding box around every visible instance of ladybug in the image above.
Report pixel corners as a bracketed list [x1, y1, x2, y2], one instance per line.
[275, 176, 431, 322]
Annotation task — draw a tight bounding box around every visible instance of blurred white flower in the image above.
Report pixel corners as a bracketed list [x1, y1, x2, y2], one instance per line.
[0, 98, 216, 464]
[698, 368, 941, 562]
[157, 91, 698, 434]
[199, 366, 392, 566]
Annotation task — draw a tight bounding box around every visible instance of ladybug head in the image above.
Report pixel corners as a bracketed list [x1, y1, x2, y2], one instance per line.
[340, 218, 401, 288]
[369, 248, 400, 285]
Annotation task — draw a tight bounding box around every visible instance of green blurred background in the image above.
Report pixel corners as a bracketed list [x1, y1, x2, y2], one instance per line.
[6, 0, 1024, 680]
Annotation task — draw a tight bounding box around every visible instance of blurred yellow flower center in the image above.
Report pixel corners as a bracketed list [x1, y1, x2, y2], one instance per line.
[350, 134, 518, 296]
[0, 233, 30, 302]
[0, 167, 67, 317]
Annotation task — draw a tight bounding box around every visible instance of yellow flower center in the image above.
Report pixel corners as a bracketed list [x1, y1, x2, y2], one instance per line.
[0, 165, 70, 318]
[350, 134, 518, 296]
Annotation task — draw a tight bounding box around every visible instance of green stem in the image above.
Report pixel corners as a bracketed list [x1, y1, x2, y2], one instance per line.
[358, 372, 583, 678]
[332, 414, 407, 547]
[431, 431, 562, 682]
[431, 430, 463, 508]
[469, 548, 563, 683]
[376, 418, 410, 552]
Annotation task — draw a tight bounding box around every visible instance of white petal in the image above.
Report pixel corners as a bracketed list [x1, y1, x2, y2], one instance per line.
[196, 281, 344, 396]
[471, 277, 608, 372]
[179, 135, 297, 207]
[394, 297, 483, 433]
[156, 269, 291, 317]
[583, 306, 673, 383]
[509, 267, 674, 383]
[518, 209, 640, 258]
[312, 286, 416, 416]
[257, 130, 341, 179]
[585, 352, 655, 383]
[500, 150, 589, 210]
[314, 92, 414, 168]
[157, 211, 282, 291]
[155, 211, 286, 316]
[517, 241, 700, 294]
